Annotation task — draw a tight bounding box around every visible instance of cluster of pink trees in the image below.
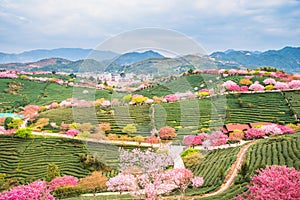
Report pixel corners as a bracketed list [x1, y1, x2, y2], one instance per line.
[222, 80, 240, 91]
[263, 78, 276, 85]
[288, 80, 300, 89]
[183, 133, 208, 146]
[0, 180, 54, 200]
[0, 71, 18, 79]
[245, 128, 266, 139]
[48, 176, 78, 190]
[190, 68, 288, 78]
[106, 148, 204, 199]
[249, 81, 265, 91]
[21, 105, 40, 121]
[218, 69, 287, 79]
[238, 165, 300, 200]
[208, 131, 228, 146]
[163, 168, 204, 196]
[21, 74, 71, 86]
[183, 131, 228, 147]
[223, 78, 300, 93]
[0, 175, 79, 199]
[164, 94, 180, 102]
[245, 124, 295, 139]
[274, 81, 289, 90]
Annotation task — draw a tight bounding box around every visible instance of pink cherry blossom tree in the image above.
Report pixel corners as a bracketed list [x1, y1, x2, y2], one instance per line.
[263, 78, 276, 85]
[22, 105, 40, 121]
[288, 80, 300, 89]
[48, 176, 78, 190]
[274, 81, 289, 90]
[0, 180, 54, 200]
[240, 86, 249, 92]
[106, 173, 138, 194]
[245, 128, 265, 139]
[164, 94, 179, 102]
[260, 124, 283, 135]
[106, 148, 204, 199]
[183, 135, 195, 146]
[163, 168, 194, 196]
[222, 80, 240, 91]
[183, 134, 207, 147]
[192, 176, 204, 188]
[249, 81, 265, 91]
[207, 131, 228, 146]
[276, 124, 295, 134]
[107, 148, 174, 199]
[66, 129, 80, 137]
[239, 165, 300, 200]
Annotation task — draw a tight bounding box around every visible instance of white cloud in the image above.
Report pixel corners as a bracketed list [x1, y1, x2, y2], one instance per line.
[0, 0, 299, 53]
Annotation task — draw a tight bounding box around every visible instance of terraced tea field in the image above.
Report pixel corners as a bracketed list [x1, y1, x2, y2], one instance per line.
[39, 91, 297, 141]
[225, 92, 295, 124]
[0, 78, 111, 112]
[0, 136, 90, 181]
[199, 133, 300, 200]
[184, 147, 241, 196]
[283, 90, 300, 119]
[0, 136, 136, 182]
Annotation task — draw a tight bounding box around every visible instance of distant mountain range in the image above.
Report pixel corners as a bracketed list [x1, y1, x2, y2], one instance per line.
[106, 50, 165, 72]
[0, 48, 119, 63]
[0, 46, 299, 74]
[210, 46, 300, 74]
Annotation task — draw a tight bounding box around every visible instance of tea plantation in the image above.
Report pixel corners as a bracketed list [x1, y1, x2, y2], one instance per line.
[199, 133, 300, 200]
[184, 147, 241, 196]
[38, 91, 297, 141]
[0, 78, 111, 112]
[0, 136, 136, 183]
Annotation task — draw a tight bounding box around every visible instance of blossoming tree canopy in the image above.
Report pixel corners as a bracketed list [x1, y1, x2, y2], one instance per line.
[239, 165, 300, 200]
[66, 129, 80, 137]
[158, 126, 176, 139]
[48, 176, 78, 190]
[0, 180, 54, 200]
[106, 148, 204, 199]
[249, 81, 265, 91]
[118, 148, 173, 174]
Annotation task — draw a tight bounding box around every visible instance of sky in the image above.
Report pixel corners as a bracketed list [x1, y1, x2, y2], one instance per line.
[0, 0, 300, 54]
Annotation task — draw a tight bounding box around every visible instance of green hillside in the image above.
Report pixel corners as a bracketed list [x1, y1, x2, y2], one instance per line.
[0, 136, 136, 183]
[0, 78, 111, 112]
[137, 74, 267, 98]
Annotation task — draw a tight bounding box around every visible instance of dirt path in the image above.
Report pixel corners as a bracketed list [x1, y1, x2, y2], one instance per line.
[200, 140, 256, 198]
[165, 140, 256, 200]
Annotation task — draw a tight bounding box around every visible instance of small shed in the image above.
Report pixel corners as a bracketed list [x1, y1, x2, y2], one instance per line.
[222, 123, 251, 135]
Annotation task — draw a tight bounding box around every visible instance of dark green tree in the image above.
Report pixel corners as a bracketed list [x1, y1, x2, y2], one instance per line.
[46, 163, 60, 182]
[188, 68, 194, 74]
[4, 117, 13, 130]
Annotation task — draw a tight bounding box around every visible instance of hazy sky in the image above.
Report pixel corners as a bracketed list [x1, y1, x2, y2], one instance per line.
[0, 0, 300, 53]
